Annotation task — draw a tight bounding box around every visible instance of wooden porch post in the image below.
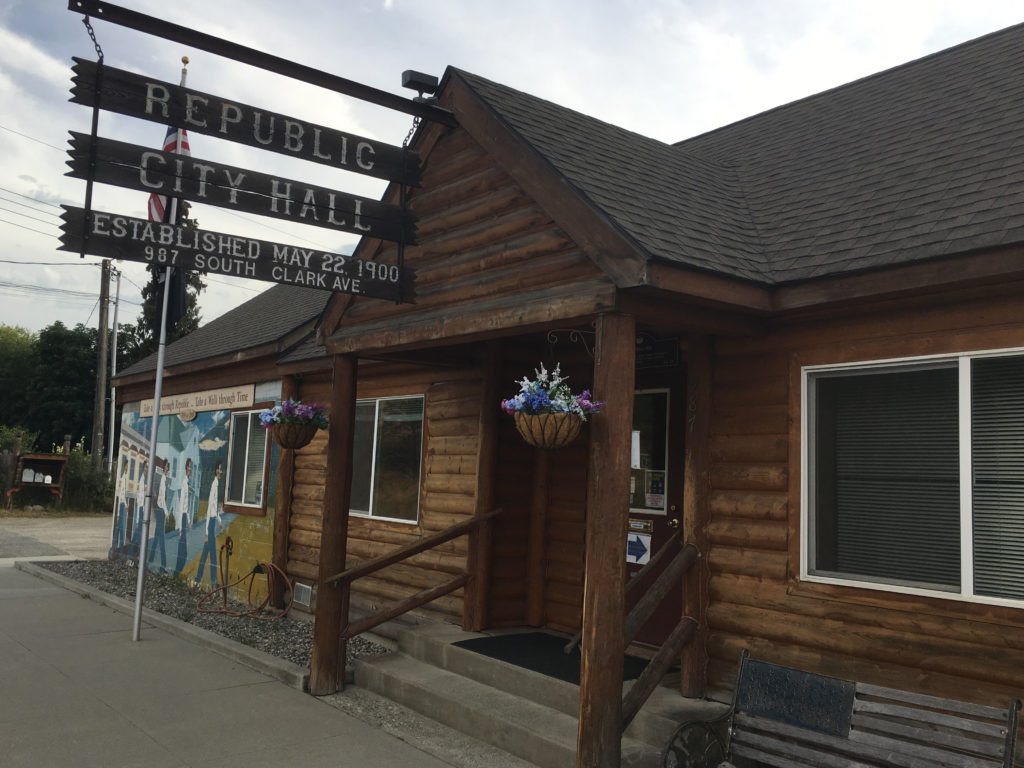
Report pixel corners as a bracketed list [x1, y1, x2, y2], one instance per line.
[464, 341, 501, 631]
[577, 313, 635, 768]
[271, 374, 298, 606]
[681, 334, 711, 697]
[526, 449, 551, 626]
[309, 354, 357, 696]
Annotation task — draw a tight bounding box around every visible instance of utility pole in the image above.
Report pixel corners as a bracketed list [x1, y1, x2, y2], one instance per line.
[106, 266, 121, 473]
[91, 258, 111, 470]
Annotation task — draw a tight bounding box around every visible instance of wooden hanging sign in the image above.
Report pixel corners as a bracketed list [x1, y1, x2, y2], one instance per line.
[65, 132, 416, 244]
[70, 58, 422, 186]
[59, 205, 415, 301]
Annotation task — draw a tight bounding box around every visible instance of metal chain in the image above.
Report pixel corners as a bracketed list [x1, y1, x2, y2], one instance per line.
[82, 15, 104, 61]
[403, 116, 421, 148]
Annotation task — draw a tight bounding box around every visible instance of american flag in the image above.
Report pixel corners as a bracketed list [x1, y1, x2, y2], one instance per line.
[146, 126, 190, 222]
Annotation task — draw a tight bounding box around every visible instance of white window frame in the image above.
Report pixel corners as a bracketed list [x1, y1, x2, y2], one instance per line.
[225, 409, 269, 510]
[350, 394, 424, 524]
[801, 345, 1024, 609]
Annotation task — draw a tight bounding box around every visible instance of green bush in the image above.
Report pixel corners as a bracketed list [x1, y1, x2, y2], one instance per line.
[61, 439, 114, 513]
[0, 425, 38, 453]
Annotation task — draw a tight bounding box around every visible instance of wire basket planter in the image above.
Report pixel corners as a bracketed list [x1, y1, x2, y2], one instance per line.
[513, 412, 583, 450]
[273, 422, 318, 450]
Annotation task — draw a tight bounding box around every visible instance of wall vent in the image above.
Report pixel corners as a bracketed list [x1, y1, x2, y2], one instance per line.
[293, 582, 313, 607]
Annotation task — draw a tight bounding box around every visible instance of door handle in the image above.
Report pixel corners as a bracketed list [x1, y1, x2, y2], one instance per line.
[667, 518, 679, 529]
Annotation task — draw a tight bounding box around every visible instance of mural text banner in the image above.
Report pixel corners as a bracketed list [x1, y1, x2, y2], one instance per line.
[140, 385, 255, 418]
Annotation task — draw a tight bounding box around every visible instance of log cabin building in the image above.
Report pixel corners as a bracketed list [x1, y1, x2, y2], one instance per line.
[114, 23, 1024, 765]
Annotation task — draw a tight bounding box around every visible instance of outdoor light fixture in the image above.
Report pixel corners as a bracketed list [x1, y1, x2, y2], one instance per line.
[402, 70, 439, 104]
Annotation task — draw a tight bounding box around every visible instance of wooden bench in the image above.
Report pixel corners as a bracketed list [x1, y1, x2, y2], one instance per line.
[662, 650, 1021, 768]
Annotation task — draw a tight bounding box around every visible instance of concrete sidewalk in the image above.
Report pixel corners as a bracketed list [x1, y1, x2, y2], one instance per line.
[0, 565, 520, 767]
[0, 514, 111, 565]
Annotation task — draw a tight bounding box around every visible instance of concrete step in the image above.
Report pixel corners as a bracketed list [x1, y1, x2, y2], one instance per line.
[354, 624, 727, 768]
[356, 651, 661, 768]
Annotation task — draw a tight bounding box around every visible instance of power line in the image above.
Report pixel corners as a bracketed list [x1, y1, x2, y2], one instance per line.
[0, 259, 100, 266]
[203, 274, 264, 292]
[0, 206, 61, 227]
[84, 298, 99, 326]
[0, 196, 63, 219]
[0, 278, 141, 305]
[0, 186, 65, 210]
[0, 123, 66, 152]
[0, 217, 57, 237]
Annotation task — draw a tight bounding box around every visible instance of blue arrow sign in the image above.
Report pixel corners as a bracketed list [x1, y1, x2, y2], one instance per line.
[627, 534, 649, 562]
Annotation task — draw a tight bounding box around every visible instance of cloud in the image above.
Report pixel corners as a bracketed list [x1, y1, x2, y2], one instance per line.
[199, 437, 226, 451]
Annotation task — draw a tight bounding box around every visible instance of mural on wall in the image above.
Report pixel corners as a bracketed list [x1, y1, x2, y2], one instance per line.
[111, 400, 278, 599]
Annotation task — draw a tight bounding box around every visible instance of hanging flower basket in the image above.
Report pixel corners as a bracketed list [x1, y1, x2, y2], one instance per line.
[273, 422, 318, 450]
[514, 411, 583, 450]
[501, 363, 604, 450]
[259, 399, 329, 451]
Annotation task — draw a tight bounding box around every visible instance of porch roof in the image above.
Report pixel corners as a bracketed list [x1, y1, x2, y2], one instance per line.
[115, 283, 330, 378]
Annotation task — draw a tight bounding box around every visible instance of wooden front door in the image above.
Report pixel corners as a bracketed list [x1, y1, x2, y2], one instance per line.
[625, 366, 686, 645]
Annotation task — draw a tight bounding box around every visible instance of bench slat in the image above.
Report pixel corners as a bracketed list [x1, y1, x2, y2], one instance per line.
[857, 683, 1011, 722]
[732, 730, 881, 768]
[847, 727, 1003, 768]
[851, 712, 1006, 759]
[854, 699, 1009, 740]
[734, 712, 1000, 768]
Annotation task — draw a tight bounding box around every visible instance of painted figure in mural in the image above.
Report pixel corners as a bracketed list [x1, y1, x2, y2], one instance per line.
[174, 457, 193, 576]
[110, 458, 128, 559]
[128, 461, 147, 560]
[148, 458, 168, 573]
[194, 460, 224, 589]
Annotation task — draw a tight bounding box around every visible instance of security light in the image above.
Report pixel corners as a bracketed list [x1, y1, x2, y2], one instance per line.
[402, 70, 439, 103]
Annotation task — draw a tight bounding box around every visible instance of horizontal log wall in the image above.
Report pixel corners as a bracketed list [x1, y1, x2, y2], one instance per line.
[337, 127, 607, 331]
[707, 289, 1024, 707]
[285, 365, 482, 625]
[489, 343, 593, 630]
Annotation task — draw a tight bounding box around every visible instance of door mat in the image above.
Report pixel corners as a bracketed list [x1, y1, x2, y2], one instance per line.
[452, 631, 649, 685]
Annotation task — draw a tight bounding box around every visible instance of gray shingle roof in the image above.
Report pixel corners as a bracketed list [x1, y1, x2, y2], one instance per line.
[453, 21, 1024, 285]
[117, 283, 330, 376]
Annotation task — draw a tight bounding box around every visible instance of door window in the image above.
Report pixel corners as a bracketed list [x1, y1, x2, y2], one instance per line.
[630, 390, 669, 513]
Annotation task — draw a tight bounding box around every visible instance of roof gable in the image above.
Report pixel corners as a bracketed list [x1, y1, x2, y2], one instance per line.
[450, 22, 1024, 288]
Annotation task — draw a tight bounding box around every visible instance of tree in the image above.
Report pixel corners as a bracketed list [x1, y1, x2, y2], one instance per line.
[0, 324, 38, 428]
[26, 322, 96, 451]
[135, 200, 206, 358]
[114, 320, 155, 373]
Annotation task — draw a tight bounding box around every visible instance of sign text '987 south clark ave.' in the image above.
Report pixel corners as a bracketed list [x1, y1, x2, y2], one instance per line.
[59, 206, 414, 301]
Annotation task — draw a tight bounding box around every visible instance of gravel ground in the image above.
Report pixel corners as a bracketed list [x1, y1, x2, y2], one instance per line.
[41, 559, 390, 668]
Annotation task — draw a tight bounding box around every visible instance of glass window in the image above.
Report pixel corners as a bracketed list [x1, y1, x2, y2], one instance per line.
[226, 411, 267, 507]
[805, 352, 1024, 604]
[351, 396, 424, 522]
[630, 390, 668, 513]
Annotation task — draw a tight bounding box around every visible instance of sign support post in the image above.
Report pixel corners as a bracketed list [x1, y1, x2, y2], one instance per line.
[132, 259, 172, 641]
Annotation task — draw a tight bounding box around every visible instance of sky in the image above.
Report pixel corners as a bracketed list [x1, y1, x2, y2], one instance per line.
[1, 0, 1021, 340]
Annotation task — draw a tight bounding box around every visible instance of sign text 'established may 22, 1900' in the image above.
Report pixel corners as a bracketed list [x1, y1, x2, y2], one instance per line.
[59, 206, 414, 301]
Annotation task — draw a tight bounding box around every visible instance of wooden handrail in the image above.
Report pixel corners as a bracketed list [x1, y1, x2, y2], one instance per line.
[327, 507, 502, 692]
[621, 617, 698, 729]
[623, 542, 698, 646]
[564, 528, 686, 654]
[344, 573, 470, 639]
[326, 507, 502, 586]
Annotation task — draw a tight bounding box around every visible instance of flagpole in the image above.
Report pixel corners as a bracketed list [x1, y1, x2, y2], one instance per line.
[133, 56, 189, 642]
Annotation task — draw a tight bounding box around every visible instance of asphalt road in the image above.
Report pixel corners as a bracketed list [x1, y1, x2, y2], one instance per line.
[0, 515, 111, 566]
